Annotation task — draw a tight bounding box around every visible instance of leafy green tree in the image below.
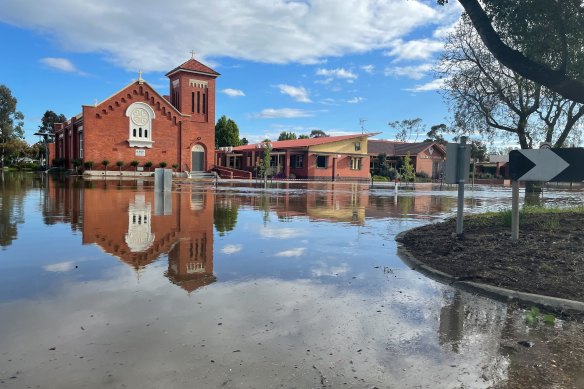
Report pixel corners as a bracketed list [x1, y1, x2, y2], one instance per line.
[0, 85, 24, 167]
[399, 153, 416, 183]
[424, 124, 448, 145]
[470, 140, 488, 162]
[159, 162, 167, 168]
[2, 138, 28, 166]
[439, 0, 584, 104]
[377, 153, 390, 177]
[116, 160, 124, 173]
[84, 161, 94, 170]
[309, 129, 328, 138]
[388, 118, 424, 142]
[215, 115, 241, 147]
[144, 161, 153, 171]
[298, 134, 309, 139]
[259, 142, 272, 179]
[130, 160, 139, 172]
[39, 110, 67, 133]
[240, 137, 249, 145]
[278, 131, 297, 141]
[439, 16, 584, 150]
[101, 160, 110, 173]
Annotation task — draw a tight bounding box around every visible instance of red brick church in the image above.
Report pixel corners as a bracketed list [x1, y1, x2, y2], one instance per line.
[51, 57, 219, 175]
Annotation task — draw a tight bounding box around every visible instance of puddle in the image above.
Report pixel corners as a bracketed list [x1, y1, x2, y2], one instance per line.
[1, 172, 583, 388]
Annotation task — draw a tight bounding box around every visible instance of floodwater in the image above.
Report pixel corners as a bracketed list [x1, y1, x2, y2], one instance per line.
[1, 172, 584, 389]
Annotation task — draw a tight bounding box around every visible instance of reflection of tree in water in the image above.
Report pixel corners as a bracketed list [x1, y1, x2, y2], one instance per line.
[399, 195, 413, 216]
[0, 172, 34, 248]
[214, 196, 240, 236]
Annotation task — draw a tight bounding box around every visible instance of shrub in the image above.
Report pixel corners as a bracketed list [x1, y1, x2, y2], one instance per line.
[387, 168, 399, 181]
[130, 160, 139, 171]
[172, 163, 178, 171]
[159, 162, 167, 168]
[84, 161, 94, 170]
[144, 161, 153, 171]
[372, 175, 389, 182]
[415, 171, 429, 179]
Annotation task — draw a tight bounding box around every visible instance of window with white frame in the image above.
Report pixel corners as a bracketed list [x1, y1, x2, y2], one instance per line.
[354, 142, 361, 152]
[126, 102, 155, 148]
[351, 157, 362, 170]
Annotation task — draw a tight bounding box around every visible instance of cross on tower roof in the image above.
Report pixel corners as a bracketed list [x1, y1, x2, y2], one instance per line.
[190, 50, 196, 59]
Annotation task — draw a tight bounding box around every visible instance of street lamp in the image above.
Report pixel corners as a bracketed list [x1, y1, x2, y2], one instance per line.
[33, 130, 54, 171]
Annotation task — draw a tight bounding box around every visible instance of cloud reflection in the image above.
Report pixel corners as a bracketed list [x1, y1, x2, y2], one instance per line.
[221, 244, 243, 254]
[43, 261, 75, 272]
[275, 247, 306, 257]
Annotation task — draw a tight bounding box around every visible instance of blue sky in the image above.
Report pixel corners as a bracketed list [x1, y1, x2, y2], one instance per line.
[0, 0, 463, 145]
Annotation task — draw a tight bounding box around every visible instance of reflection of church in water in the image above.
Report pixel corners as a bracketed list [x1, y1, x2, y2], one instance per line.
[45, 178, 215, 293]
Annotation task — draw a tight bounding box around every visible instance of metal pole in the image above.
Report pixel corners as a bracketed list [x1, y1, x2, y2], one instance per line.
[456, 137, 467, 235]
[511, 180, 519, 242]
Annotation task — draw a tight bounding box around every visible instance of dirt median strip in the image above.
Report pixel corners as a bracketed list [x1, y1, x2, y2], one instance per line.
[396, 230, 584, 317]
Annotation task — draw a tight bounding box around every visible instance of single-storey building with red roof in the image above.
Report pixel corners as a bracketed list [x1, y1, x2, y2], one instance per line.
[368, 140, 446, 179]
[51, 57, 219, 176]
[215, 133, 378, 181]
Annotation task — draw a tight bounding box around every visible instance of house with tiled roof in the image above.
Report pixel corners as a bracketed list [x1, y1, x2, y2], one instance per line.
[215, 133, 378, 181]
[368, 140, 446, 178]
[51, 56, 219, 175]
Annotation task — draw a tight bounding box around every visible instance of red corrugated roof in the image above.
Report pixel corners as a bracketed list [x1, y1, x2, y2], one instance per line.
[231, 133, 378, 151]
[165, 58, 220, 77]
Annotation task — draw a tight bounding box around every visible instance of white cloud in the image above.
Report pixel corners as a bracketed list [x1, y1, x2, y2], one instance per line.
[221, 88, 245, 97]
[316, 68, 357, 81]
[405, 78, 446, 92]
[40, 57, 85, 75]
[347, 97, 365, 104]
[43, 261, 75, 272]
[385, 39, 444, 62]
[384, 63, 433, 80]
[221, 244, 243, 254]
[361, 64, 375, 74]
[3, 0, 447, 72]
[275, 248, 306, 257]
[260, 227, 305, 239]
[255, 108, 314, 119]
[276, 84, 311, 103]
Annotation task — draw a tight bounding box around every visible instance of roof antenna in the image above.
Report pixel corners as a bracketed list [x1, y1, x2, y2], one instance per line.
[359, 118, 367, 134]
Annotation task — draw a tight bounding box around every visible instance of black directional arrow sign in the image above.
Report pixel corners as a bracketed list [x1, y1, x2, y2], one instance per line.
[510, 148, 584, 182]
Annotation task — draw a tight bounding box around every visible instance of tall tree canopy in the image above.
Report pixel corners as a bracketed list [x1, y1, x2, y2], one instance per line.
[440, 0, 584, 103]
[439, 16, 584, 149]
[39, 110, 67, 133]
[215, 115, 241, 148]
[0, 85, 24, 167]
[388, 118, 424, 142]
[309, 129, 328, 138]
[277, 131, 297, 141]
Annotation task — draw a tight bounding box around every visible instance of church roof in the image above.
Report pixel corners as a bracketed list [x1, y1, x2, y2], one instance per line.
[165, 58, 220, 77]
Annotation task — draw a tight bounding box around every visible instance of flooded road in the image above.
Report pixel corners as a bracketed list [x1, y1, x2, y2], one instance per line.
[1, 172, 584, 388]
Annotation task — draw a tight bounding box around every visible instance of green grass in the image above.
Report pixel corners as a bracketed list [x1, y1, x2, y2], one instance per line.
[467, 205, 584, 230]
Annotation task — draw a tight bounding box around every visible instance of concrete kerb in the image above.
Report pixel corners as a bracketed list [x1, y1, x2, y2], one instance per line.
[395, 230, 584, 317]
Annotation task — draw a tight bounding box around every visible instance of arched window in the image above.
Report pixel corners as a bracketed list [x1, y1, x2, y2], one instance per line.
[125, 102, 155, 148]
